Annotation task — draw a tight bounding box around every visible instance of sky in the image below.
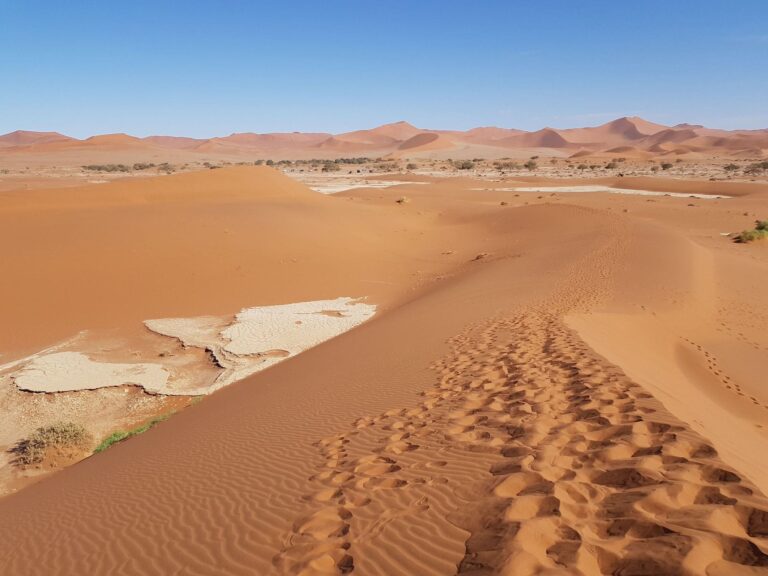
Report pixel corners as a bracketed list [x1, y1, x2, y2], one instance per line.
[1, 0, 767, 138]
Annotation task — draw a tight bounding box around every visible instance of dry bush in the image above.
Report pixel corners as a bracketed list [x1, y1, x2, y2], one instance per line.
[12, 422, 92, 466]
[735, 220, 768, 243]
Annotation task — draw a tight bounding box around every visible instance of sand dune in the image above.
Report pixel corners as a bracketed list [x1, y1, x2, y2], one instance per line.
[392, 132, 457, 156]
[2, 116, 765, 164]
[497, 127, 572, 148]
[0, 167, 767, 574]
[143, 135, 208, 149]
[0, 130, 74, 148]
[558, 117, 669, 145]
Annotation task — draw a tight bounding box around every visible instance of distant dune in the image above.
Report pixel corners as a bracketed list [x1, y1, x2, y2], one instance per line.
[0, 130, 74, 148]
[2, 116, 766, 163]
[496, 127, 572, 149]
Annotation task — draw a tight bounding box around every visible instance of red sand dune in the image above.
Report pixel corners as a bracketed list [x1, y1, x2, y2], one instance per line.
[1, 116, 766, 164]
[497, 127, 571, 148]
[558, 117, 667, 145]
[0, 130, 74, 148]
[143, 135, 207, 149]
[395, 132, 456, 154]
[1, 168, 768, 575]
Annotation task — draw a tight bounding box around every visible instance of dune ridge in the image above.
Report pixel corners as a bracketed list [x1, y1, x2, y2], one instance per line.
[1, 173, 767, 574]
[2, 116, 767, 163]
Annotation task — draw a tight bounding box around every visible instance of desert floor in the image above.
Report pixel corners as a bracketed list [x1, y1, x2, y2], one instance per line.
[0, 167, 767, 575]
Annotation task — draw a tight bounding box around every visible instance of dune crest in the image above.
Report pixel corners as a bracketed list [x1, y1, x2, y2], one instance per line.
[2, 115, 766, 161]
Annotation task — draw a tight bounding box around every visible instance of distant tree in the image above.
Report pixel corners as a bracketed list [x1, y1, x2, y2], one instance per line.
[660, 162, 673, 170]
[524, 160, 538, 171]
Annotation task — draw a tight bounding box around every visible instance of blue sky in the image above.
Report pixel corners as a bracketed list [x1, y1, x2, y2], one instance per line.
[1, 0, 766, 138]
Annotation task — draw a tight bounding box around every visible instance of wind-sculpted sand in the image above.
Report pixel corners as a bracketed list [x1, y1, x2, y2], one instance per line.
[278, 312, 768, 575]
[1, 167, 767, 575]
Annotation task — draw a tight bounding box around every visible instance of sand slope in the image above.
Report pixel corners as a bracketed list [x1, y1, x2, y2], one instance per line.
[1, 173, 768, 575]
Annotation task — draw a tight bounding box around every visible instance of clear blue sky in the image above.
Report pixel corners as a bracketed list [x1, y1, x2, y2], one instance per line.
[1, 0, 766, 138]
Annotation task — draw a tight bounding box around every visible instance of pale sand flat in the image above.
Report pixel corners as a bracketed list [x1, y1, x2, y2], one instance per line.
[12, 351, 169, 393]
[8, 298, 375, 397]
[145, 297, 376, 394]
[473, 185, 731, 198]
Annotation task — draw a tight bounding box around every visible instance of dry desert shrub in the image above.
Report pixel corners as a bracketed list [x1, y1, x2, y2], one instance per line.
[735, 220, 768, 243]
[494, 160, 520, 170]
[12, 422, 93, 466]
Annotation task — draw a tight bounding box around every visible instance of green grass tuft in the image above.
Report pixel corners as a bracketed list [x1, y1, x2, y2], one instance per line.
[735, 220, 768, 243]
[93, 414, 172, 453]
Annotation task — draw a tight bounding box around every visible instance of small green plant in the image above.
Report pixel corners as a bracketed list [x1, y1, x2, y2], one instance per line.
[94, 414, 173, 453]
[12, 422, 92, 466]
[734, 220, 768, 243]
